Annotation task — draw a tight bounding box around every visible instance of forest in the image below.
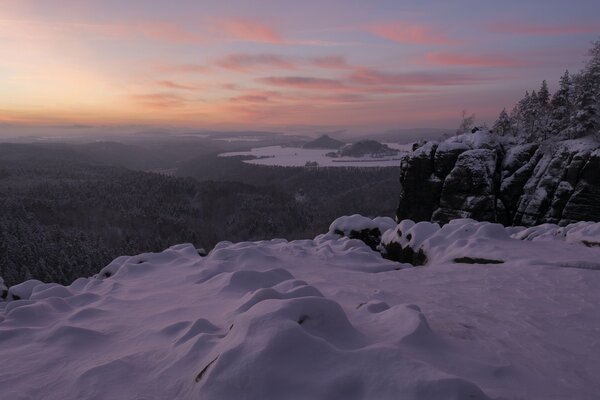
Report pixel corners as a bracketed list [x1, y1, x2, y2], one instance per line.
[0, 148, 399, 286]
[489, 40, 600, 141]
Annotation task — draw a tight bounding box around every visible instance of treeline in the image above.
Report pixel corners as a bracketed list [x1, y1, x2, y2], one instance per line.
[492, 40, 600, 141]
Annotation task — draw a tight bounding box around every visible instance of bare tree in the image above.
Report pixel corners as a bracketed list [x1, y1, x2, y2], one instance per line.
[457, 109, 475, 135]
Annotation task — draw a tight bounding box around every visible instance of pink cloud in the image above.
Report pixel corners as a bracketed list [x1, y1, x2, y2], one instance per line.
[129, 93, 187, 109]
[349, 68, 488, 86]
[487, 21, 600, 36]
[216, 18, 283, 43]
[216, 54, 296, 72]
[258, 76, 345, 90]
[425, 53, 521, 68]
[76, 21, 204, 43]
[364, 23, 458, 45]
[136, 22, 203, 43]
[156, 64, 210, 74]
[309, 56, 352, 70]
[230, 94, 272, 103]
[228, 89, 283, 103]
[156, 80, 198, 90]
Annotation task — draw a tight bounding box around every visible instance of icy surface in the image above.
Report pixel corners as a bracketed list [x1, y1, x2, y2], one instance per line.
[2, 219, 600, 399]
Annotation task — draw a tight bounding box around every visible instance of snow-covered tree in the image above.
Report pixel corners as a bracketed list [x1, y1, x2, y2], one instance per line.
[570, 74, 599, 138]
[536, 80, 552, 140]
[549, 70, 573, 137]
[538, 80, 550, 105]
[585, 40, 600, 96]
[569, 41, 600, 138]
[456, 109, 475, 135]
[492, 108, 513, 136]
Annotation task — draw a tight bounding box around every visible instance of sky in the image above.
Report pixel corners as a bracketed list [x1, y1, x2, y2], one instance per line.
[1, 0, 600, 135]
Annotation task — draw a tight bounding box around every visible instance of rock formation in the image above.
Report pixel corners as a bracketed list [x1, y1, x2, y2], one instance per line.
[396, 132, 600, 226]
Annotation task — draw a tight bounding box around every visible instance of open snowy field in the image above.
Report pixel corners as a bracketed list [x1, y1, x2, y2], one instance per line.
[219, 143, 411, 167]
[1, 217, 599, 399]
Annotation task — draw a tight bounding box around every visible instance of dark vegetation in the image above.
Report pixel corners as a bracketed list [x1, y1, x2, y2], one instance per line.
[0, 141, 400, 286]
[489, 40, 600, 141]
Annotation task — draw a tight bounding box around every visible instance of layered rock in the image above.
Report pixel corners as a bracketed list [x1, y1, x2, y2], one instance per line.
[397, 133, 600, 226]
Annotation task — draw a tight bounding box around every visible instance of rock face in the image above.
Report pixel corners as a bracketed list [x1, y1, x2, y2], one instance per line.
[397, 133, 600, 226]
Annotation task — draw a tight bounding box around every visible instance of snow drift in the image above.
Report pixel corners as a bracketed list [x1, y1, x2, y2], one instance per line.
[1, 217, 600, 399]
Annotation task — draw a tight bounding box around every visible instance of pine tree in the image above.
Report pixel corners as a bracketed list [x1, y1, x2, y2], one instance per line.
[569, 41, 600, 138]
[536, 80, 552, 140]
[538, 80, 550, 105]
[523, 90, 539, 141]
[571, 74, 598, 138]
[586, 40, 600, 97]
[511, 91, 531, 140]
[550, 70, 572, 137]
[492, 108, 512, 136]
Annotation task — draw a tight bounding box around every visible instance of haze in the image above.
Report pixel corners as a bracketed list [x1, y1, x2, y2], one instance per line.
[2, 0, 600, 135]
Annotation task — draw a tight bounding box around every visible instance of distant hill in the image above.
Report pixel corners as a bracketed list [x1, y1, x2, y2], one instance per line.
[339, 140, 399, 157]
[302, 134, 345, 149]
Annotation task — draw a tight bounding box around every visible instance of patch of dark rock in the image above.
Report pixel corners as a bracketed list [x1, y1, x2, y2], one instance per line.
[197, 248, 207, 257]
[297, 315, 310, 325]
[195, 356, 219, 383]
[454, 257, 504, 264]
[382, 242, 427, 266]
[336, 228, 382, 251]
[582, 240, 600, 247]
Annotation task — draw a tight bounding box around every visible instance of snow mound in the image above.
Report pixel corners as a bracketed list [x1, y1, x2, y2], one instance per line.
[0, 237, 491, 400]
[328, 214, 396, 236]
[382, 218, 600, 268]
[327, 214, 397, 251]
[2, 217, 600, 399]
[512, 220, 600, 247]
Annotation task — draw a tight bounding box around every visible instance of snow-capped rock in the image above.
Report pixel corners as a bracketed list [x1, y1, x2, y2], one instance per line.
[397, 133, 600, 226]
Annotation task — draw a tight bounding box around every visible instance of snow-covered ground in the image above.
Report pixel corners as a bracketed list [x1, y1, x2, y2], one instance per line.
[1, 218, 600, 399]
[219, 143, 411, 167]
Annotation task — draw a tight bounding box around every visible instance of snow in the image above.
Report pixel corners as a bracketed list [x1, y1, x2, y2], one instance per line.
[444, 131, 501, 150]
[328, 214, 396, 236]
[219, 145, 408, 167]
[382, 218, 600, 268]
[2, 218, 600, 399]
[512, 220, 600, 247]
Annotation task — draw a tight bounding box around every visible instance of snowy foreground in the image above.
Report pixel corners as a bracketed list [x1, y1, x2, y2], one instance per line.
[1, 218, 600, 399]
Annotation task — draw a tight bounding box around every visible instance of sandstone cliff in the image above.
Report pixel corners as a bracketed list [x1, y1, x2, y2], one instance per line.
[397, 133, 600, 226]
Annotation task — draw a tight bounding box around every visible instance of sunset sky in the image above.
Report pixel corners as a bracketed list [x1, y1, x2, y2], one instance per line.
[2, 0, 600, 134]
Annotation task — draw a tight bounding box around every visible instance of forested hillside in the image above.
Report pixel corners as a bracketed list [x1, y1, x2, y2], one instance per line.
[0, 150, 399, 286]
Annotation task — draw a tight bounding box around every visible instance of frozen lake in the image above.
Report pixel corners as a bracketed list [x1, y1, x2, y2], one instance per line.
[219, 143, 412, 167]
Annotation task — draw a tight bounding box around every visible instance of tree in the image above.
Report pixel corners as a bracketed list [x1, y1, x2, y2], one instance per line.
[569, 41, 600, 139]
[570, 74, 599, 138]
[492, 108, 513, 136]
[550, 70, 573, 137]
[457, 109, 475, 135]
[585, 39, 600, 96]
[536, 80, 552, 140]
[538, 80, 550, 105]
